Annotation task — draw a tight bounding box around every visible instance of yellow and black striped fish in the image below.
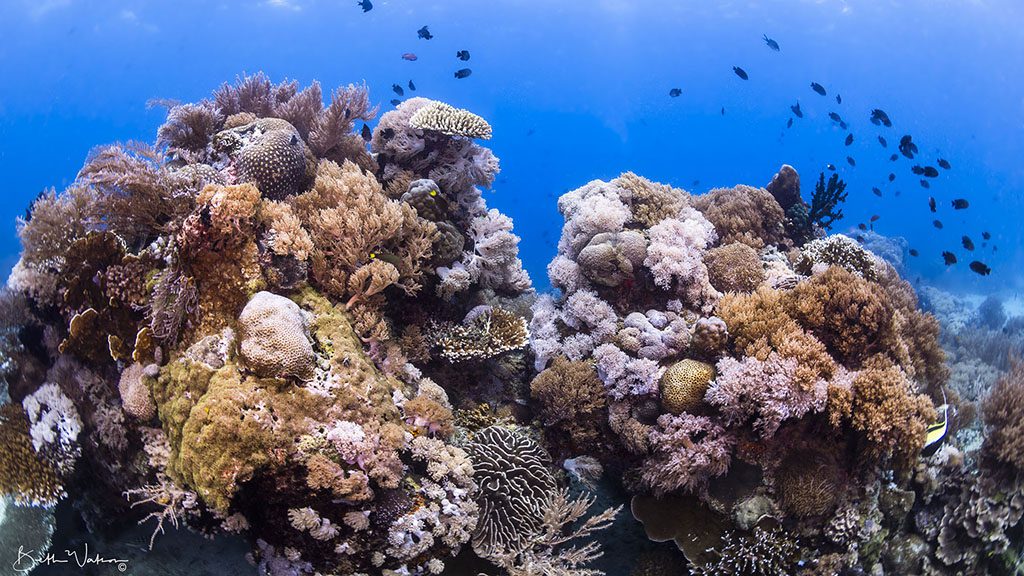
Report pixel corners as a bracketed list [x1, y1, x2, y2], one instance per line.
[922, 403, 950, 458]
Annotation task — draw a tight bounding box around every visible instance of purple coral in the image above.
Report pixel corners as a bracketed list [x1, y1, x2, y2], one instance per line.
[640, 413, 735, 497]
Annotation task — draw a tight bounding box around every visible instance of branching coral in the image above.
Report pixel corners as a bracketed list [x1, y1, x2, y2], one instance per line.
[808, 172, 848, 232]
[428, 307, 528, 362]
[689, 527, 799, 576]
[409, 100, 493, 139]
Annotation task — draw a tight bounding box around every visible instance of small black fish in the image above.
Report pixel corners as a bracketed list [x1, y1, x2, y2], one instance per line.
[845, 133, 854, 146]
[922, 166, 939, 178]
[962, 236, 975, 251]
[870, 214, 880, 222]
[456, 50, 471, 61]
[836, 94, 842, 104]
[829, 112, 842, 123]
[934, 219, 944, 229]
[417, 25, 433, 40]
[909, 249, 919, 257]
[888, 173, 896, 182]
[937, 158, 951, 170]
[856, 234, 866, 242]
[786, 118, 793, 128]
[899, 135, 918, 159]
[454, 68, 472, 79]
[858, 223, 868, 231]
[895, 190, 902, 197]
[381, 127, 395, 139]
[733, 66, 748, 80]
[911, 165, 925, 175]
[721, 107, 726, 115]
[360, 123, 371, 142]
[942, 251, 957, 265]
[872, 187, 882, 197]
[392, 83, 404, 96]
[669, 88, 682, 97]
[878, 136, 888, 148]
[827, 163, 836, 171]
[839, 121, 848, 130]
[763, 34, 780, 51]
[890, 153, 899, 162]
[408, 80, 416, 91]
[811, 82, 826, 95]
[870, 109, 892, 127]
[390, 99, 401, 106]
[357, 0, 372, 12]
[982, 231, 991, 240]
[951, 199, 969, 209]
[970, 261, 992, 276]
[847, 156, 856, 166]
[920, 179, 930, 189]
[791, 102, 803, 117]
[928, 197, 937, 212]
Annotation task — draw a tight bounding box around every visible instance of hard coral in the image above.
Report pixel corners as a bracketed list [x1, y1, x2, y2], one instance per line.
[0, 403, 65, 506]
[237, 291, 316, 381]
[795, 234, 880, 280]
[408, 100, 493, 139]
[214, 118, 316, 201]
[659, 359, 715, 415]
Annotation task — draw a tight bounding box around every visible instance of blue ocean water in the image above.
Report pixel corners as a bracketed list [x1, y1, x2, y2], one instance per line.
[1, 0, 1022, 293]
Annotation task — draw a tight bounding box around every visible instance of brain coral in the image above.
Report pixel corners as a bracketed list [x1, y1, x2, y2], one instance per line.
[660, 359, 716, 414]
[215, 118, 316, 200]
[237, 291, 316, 381]
[705, 242, 765, 293]
[467, 426, 557, 557]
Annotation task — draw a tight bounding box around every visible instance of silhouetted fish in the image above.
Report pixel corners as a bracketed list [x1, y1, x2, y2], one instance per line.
[858, 223, 868, 231]
[847, 156, 856, 166]
[390, 99, 401, 106]
[845, 133, 854, 146]
[872, 187, 882, 197]
[934, 219, 944, 229]
[878, 136, 888, 147]
[899, 135, 918, 159]
[890, 153, 899, 162]
[870, 214, 880, 222]
[669, 88, 682, 97]
[721, 107, 726, 115]
[888, 173, 896, 182]
[840, 121, 848, 130]
[763, 34, 780, 51]
[402, 53, 418, 61]
[456, 50, 471, 61]
[909, 249, 919, 257]
[920, 179, 930, 189]
[922, 166, 939, 178]
[454, 68, 472, 79]
[911, 165, 925, 175]
[360, 123, 371, 142]
[733, 66, 748, 80]
[870, 109, 892, 127]
[417, 26, 433, 39]
[951, 199, 969, 209]
[358, 0, 372, 12]
[836, 94, 842, 104]
[970, 261, 992, 276]
[829, 112, 843, 123]
[942, 251, 957, 265]
[827, 163, 836, 171]
[787, 118, 793, 128]
[791, 102, 803, 117]
[408, 80, 416, 91]
[938, 158, 951, 170]
[982, 231, 991, 240]
[811, 82, 826, 95]
[392, 84, 404, 96]
[962, 236, 975, 251]
[929, 197, 937, 212]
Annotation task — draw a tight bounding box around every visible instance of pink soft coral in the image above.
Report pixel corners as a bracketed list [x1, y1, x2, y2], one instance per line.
[640, 413, 734, 497]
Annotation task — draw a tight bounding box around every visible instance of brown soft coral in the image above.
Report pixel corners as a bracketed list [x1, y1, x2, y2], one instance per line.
[291, 160, 436, 304]
[981, 360, 1024, 473]
[616, 171, 687, 227]
[705, 242, 765, 293]
[846, 356, 935, 466]
[692, 185, 786, 249]
[784, 267, 897, 366]
[530, 357, 608, 455]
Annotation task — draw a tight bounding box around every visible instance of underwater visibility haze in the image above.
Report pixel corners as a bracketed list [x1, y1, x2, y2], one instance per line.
[1, 1, 1023, 575]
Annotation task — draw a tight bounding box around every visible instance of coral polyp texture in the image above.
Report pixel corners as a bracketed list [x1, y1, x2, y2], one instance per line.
[0, 78, 1015, 576]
